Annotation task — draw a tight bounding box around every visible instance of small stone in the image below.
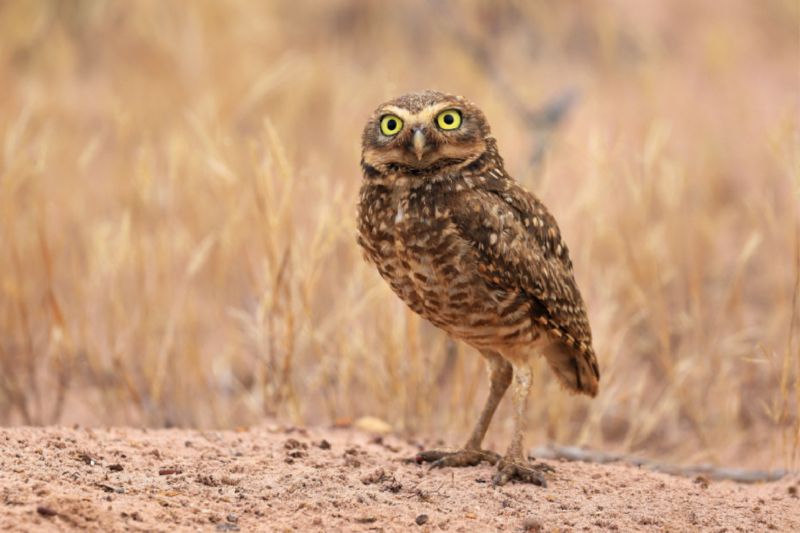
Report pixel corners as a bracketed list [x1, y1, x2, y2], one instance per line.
[284, 438, 307, 450]
[694, 475, 710, 489]
[415, 514, 429, 525]
[360, 468, 386, 485]
[521, 516, 542, 532]
[333, 416, 353, 428]
[355, 416, 393, 434]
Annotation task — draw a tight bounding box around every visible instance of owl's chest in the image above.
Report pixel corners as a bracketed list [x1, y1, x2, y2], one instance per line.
[358, 188, 478, 323]
[392, 200, 468, 279]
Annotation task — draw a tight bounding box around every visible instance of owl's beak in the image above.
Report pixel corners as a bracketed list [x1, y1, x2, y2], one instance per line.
[411, 129, 429, 161]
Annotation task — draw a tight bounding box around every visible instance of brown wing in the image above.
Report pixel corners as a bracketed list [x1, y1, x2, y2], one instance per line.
[449, 176, 600, 395]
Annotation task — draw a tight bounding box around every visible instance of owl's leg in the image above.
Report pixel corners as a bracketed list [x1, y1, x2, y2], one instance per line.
[463, 350, 512, 452]
[492, 361, 551, 487]
[419, 350, 511, 469]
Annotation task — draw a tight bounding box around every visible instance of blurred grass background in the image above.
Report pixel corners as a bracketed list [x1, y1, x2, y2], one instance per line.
[0, 0, 798, 471]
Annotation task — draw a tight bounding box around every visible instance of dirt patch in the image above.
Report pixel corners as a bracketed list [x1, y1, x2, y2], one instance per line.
[0, 425, 797, 532]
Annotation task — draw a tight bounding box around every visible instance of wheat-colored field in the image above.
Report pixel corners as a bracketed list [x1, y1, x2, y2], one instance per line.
[0, 0, 797, 471]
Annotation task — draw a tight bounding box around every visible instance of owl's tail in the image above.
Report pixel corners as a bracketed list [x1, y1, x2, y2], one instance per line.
[542, 340, 599, 397]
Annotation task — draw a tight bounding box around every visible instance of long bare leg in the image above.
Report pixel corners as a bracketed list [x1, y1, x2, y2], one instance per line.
[493, 361, 549, 486]
[463, 350, 512, 451]
[420, 349, 512, 468]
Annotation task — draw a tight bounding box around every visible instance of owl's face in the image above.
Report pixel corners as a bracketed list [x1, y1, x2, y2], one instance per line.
[362, 91, 491, 175]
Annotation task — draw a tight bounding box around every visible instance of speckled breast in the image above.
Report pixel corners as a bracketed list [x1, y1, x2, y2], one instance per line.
[356, 183, 538, 350]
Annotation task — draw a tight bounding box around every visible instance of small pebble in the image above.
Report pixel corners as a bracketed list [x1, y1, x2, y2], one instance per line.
[521, 516, 542, 532]
[415, 514, 429, 525]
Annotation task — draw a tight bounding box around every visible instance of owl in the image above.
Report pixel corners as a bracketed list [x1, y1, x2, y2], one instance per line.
[355, 90, 599, 486]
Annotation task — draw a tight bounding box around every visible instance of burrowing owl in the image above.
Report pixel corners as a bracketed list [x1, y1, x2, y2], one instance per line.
[355, 91, 599, 486]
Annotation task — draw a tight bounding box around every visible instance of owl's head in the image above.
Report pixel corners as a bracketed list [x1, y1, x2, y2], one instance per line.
[361, 91, 491, 176]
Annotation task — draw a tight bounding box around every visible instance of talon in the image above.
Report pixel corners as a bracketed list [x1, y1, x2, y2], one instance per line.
[537, 463, 556, 474]
[493, 456, 551, 487]
[492, 473, 508, 487]
[415, 450, 450, 463]
[414, 449, 498, 469]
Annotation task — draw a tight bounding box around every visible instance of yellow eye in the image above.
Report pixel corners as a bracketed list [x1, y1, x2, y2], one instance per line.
[380, 115, 403, 136]
[437, 110, 461, 130]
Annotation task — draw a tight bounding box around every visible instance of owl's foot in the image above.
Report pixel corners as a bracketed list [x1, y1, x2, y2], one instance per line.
[492, 455, 553, 487]
[416, 448, 501, 468]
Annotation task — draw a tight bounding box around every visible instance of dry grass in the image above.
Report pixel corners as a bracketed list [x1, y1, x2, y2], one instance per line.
[0, 0, 798, 471]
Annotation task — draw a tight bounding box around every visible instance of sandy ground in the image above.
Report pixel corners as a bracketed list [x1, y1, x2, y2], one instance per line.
[0, 425, 798, 533]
